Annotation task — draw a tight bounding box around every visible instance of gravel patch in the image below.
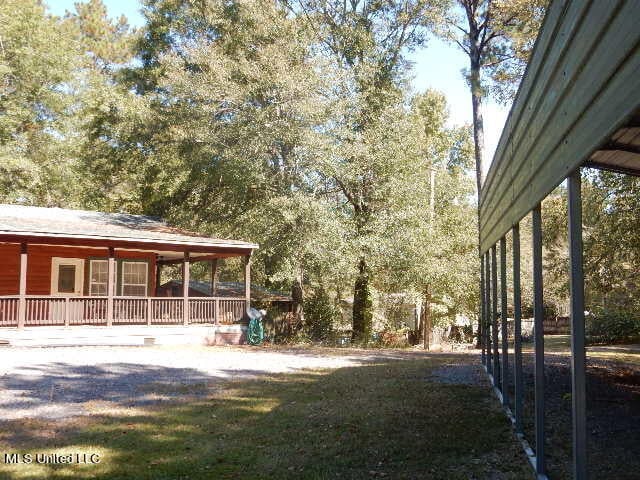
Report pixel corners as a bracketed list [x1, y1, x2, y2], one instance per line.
[428, 361, 489, 386]
[0, 346, 426, 420]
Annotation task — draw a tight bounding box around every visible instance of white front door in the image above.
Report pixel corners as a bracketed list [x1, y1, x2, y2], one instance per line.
[50, 258, 85, 323]
[51, 258, 84, 296]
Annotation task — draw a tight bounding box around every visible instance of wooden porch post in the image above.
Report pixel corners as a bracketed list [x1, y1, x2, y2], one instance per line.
[17, 243, 27, 329]
[211, 258, 219, 324]
[107, 247, 115, 326]
[183, 252, 190, 325]
[244, 254, 251, 315]
[155, 255, 161, 296]
[211, 259, 218, 296]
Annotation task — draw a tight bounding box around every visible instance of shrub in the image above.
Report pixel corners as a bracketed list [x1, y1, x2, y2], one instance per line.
[304, 288, 340, 341]
[376, 328, 410, 348]
[586, 308, 640, 345]
[520, 302, 560, 322]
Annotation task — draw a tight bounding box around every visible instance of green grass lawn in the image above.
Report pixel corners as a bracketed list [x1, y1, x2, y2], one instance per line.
[521, 334, 640, 366]
[0, 353, 531, 480]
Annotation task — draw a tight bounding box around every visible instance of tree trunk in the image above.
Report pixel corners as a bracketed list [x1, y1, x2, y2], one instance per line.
[470, 49, 484, 350]
[470, 62, 484, 203]
[413, 300, 422, 345]
[352, 257, 373, 343]
[291, 271, 304, 329]
[422, 285, 431, 350]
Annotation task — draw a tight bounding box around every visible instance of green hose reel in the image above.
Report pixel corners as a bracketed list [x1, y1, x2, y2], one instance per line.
[247, 308, 265, 345]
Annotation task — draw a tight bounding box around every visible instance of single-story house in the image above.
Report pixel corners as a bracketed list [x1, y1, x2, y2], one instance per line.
[0, 204, 258, 345]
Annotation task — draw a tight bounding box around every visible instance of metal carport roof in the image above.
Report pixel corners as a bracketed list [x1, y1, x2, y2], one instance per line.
[479, 0, 640, 254]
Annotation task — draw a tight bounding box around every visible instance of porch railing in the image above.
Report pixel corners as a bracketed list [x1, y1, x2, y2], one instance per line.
[0, 297, 19, 327]
[0, 296, 246, 327]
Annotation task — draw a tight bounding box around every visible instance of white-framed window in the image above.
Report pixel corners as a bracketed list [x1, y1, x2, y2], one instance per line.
[121, 261, 148, 297]
[89, 260, 108, 296]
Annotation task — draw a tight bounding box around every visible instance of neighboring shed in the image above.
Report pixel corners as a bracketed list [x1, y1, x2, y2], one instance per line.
[158, 280, 293, 308]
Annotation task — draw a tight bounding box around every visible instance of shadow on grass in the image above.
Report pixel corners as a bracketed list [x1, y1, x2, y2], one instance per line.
[0, 354, 531, 480]
[505, 346, 640, 480]
[0, 363, 218, 420]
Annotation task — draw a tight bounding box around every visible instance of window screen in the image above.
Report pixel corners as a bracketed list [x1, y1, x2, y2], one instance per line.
[121, 262, 148, 296]
[90, 260, 108, 296]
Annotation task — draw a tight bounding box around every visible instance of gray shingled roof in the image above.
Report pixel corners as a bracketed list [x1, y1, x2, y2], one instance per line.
[0, 204, 258, 250]
[161, 280, 292, 301]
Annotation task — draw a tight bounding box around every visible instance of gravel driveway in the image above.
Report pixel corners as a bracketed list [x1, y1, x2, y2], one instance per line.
[0, 346, 425, 420]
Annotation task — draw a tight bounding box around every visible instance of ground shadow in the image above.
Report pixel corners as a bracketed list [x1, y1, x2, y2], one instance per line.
[0, 362, 222, 421]
[0, 353, 532, 480]
[503, 341, 640, 480]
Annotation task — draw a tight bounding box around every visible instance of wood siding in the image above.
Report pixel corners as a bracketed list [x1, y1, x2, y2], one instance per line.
[0, 243, 156, 296]
[0, 243, 20, 295]
[479, 0, 640, 253]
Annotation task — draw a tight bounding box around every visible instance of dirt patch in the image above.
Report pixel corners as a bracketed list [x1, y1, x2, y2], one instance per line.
[505, 348, 640, 480]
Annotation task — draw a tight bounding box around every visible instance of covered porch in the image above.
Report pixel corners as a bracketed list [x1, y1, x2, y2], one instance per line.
[0, 205, 258, 331]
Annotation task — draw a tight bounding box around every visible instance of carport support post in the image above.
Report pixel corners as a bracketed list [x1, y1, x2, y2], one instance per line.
[107, 247, 115, 327]
[500, 236, 509, 406]
[491, 245, 500, 383]
[480, 257, 486, 365]
[183, 252, 190, 325]
[568, 170, 587, 480]
[244, 254, 251, 314]
[513, 223, 524, 434]
[486, 252, 492, 371]
[532, 204, 545, 476]
[17, 243, 27, 329]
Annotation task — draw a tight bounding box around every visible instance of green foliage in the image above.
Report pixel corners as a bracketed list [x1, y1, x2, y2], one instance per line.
[542, 171, 640, 319]
[582, 172, 640, 311]
[290, 0, 452, 338]
[441, 0, 545, 214]
[2, 0, 487, 341]
[71, 0, 134, 68]
[442, 0, 547, 104]
[0, 0, 137, 207]
[377, 95, 478, 322]
[0, 0, 80, 205]
[586, 308, 640, 345]
[304, 288, 340, 341]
